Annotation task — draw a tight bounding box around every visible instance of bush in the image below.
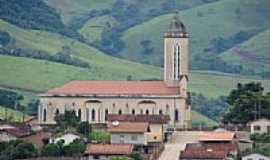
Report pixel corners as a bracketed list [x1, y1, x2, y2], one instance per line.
[63, 139, 86, 156]
[90, 130, 110, 143]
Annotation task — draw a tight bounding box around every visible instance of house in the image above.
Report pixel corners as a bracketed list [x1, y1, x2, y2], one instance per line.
[107, 121, 164, 159]
[0, 124, 31, 141]
[107, 114, 170, 142]
[84, 143, 134, 160]
[179, 143, 238, 160]
[242, 153, 270, 160]
[107, 122, 150, 146]
[49, 133, 81, 146]
[38, 14, 191, 130]
[250, 118, 270, 134]
[199, 131, 235, 143]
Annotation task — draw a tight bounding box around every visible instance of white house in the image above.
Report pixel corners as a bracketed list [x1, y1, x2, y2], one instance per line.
[50, 133, 80, 146]
[250, 118, 270, 134]
[242, 153, 269, 160]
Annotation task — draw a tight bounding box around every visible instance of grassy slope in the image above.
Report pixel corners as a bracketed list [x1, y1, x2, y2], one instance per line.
[1, 54, 270, 97]
[44, 0, 114, 24]
[79, 15, 119, 43]
[221, 29, 270, 73]
[191, 111, 218, 127]
[120, 0, 270, 66]
[0, 105, 29, 122]
[0, 19, 161, 81]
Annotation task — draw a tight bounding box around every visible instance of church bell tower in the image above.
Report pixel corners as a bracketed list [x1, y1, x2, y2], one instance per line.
[164, 14, 189, 90]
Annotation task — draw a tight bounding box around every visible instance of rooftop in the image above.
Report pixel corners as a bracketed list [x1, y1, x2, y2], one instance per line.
[199, 131, 235, 142]
[41, 81, 180, 97]
[165, 14, 188, 38]
[108, 114, 170, 124]
[180, 143, 237, 159]
[107, 122, 149, 133]
[84, 144, 134, 155]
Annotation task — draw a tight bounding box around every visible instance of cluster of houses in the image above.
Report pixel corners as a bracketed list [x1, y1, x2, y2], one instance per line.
[0, 114, 171, 160]
[178, 118, 270, 160]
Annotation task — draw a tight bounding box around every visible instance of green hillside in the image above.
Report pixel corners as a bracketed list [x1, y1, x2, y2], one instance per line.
[44, 0, 114, 24]
[191, 111, 218, 127]
[79, 15, 119, 43]
[221, 29, 270, 74]
[0, 105, 29, 122]
[0, 19, 161, 81]
[119, 0, 270, 68]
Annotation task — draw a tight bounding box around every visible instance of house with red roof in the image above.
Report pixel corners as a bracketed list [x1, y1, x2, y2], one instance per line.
[84, 143, 134, 160]
[38, 14, 191, 129]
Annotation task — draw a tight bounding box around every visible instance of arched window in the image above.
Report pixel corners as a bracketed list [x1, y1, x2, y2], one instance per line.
[146, 109, 149, 115]
[118, 109, 122, 115]
[43, 109, 47, 122]
[159, 110, 163, 115]
[55, 109, 59, 115]
[166, 105, 170, 114]
[132, 109, 135, 115]
[86, 108, 89, 122]
[91, 109, 96, 121]
[105, 109, 108, 121]
[78, 109, 81, 120]
[175, 109, 179, 122]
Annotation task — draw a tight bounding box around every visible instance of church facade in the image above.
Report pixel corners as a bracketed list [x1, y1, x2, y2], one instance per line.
[38, 15, 191, 128]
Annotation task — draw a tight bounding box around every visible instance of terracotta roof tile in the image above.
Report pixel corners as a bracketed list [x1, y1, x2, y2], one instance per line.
[200, 132, 235, 142]
[85, 144, 134, 155]
[107, 122, 149, 133]
[108, 114, 170, 124]
[180, 143, 237, 159]
[41, 81, 180, 96]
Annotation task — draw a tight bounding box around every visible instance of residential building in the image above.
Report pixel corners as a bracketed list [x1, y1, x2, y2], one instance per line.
[84, 143, 134, 160]
[242, 153, 269, 160]
[250, 118, 270, 134]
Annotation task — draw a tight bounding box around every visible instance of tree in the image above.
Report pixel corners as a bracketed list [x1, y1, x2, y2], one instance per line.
[77, 121, 91, 136]
[140, 40, 154, 55]
[55, 110, 80, 130]
[63, 139, 86, 156]
[0, 140, 37, 160]
[223, 82, 270, 124]
[41, 143, 62, 157]
[0, 31, 11, 46]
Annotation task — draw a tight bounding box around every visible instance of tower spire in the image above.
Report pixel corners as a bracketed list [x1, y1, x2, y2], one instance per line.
[165, 12, 188, 38]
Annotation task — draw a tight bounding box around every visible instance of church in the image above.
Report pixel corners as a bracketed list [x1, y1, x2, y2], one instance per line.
[38, 15, 191, 129]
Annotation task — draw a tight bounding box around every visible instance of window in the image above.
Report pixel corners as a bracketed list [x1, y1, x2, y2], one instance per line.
[120, 135, 124, 143]
[267, 126, 270, 133]
[78, 109, 81, 120]
[118, 109, 122, 115]
[146, 109, 149, 115]
[166, 105, 169, 114]
[140, 109, 143, 114]
[172, 44, 181, 80]
[175, 109, 179, 122]
[131, 135, 138, 141]
[93, 155, 100, 159]
[132, 109, 135, 115]
[86, 108, 89, 122]
[55, 109, 59, 115]
[105, 109, 108, 121]
[254, 125, 261, 131]
[159, 110, 163, 115]
[43, 109, 47, 122]
[91, 109, 96, 121]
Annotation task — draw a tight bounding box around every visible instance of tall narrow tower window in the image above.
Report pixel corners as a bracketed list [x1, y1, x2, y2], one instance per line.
[43, 109, 47, 122]
[91, 109, 95, 121]
[172, 44, 181, 80]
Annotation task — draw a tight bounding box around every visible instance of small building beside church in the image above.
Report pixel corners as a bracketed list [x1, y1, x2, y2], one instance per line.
[38, 15, 191, 129]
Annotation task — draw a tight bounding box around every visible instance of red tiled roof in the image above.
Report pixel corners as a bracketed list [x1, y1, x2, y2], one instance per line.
[107, 122, 149, 133]
[180, 143, 237, 159]
[85, 144, 134, 155]
[42, 81, 180, 96]
[200, 132, 235, 142]
[108, 114, 170, 124]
